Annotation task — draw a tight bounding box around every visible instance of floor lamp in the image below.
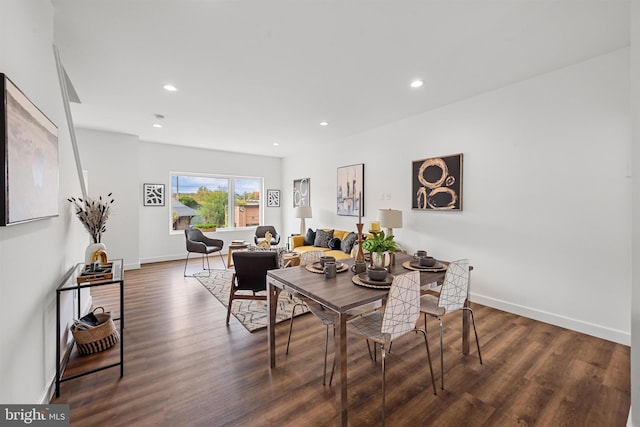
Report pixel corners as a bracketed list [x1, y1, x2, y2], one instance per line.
[295, 206, 312, 235]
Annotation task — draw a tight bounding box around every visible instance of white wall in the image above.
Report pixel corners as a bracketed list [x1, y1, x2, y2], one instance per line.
[76, 128, 140, 270]
[0, 0, 89, 404]
[283, 49, 631, 345]
[630, 0, 639, 424]
[76, 135, 283, 266]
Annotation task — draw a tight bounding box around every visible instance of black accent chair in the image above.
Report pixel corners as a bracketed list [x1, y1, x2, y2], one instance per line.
[226, 251, 279, 325]
[183, 228, 225, 276]
[254, 225, 281, 246]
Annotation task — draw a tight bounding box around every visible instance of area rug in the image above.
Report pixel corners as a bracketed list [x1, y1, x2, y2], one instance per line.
[195, 269, 309, 332]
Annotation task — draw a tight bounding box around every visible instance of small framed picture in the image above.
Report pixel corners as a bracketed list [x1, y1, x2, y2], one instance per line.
[267, 189, 280, 207]
[143, 183, 165, 206]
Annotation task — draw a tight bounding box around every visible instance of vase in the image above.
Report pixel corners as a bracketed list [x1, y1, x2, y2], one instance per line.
[85, 242, 107, 265]
[370, 251, 391, 269]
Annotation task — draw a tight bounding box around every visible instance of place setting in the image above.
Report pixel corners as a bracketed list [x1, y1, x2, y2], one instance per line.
[352, 265, 395, 289]
[403, 250, 448, 272]
[305, 256, 349, 274]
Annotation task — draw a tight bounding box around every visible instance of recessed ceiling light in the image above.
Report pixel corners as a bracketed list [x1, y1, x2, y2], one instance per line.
[153, 124, 163, 128]
[320, 121, 329, 126]
[410, 79, 424, 88]
[273, 142, 279, 146]
[163, 84, 178, 92]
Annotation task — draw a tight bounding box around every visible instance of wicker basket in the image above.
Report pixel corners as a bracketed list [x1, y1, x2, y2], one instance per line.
[70, 307, 120, 355]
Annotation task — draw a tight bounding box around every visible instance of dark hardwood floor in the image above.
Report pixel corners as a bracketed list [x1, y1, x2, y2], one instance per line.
[51, 258, 630, 426]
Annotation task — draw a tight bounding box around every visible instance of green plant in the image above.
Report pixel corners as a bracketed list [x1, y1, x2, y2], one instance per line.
[194, 223, 217, 229]
[361, 230, 397, 254]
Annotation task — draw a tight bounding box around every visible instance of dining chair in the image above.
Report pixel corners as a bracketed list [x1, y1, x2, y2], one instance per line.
[347, 270, 437, 425]
[183, 228, 225, 277]
[419, 258, 482, 390]
[226, 251, 279, 325]
[286, 251, 337, 385]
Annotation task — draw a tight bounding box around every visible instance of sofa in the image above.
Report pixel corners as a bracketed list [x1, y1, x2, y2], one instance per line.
[291, 228, 371, 260]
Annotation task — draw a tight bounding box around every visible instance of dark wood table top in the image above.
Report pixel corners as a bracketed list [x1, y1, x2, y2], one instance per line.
[267, 253, 447, 313]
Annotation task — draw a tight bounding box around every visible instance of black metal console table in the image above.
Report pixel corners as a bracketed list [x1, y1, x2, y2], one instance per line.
[55, 258, 124, 397]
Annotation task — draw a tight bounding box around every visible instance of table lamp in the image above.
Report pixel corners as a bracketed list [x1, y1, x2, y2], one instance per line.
[378, 208, 403, 237]
[295, 206, 312, 235]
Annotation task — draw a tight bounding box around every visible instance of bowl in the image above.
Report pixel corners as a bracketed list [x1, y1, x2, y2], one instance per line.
[367, 266, 388, 281]
[419, 256, 436, 267]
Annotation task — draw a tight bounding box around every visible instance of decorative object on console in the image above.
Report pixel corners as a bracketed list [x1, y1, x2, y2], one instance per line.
[0, 73, 59, 226]
[295, 205, 312, 235]
[412, 153, 463, 210]
[293, 178, 310, 207]
[143, 183, 165, 206]
[266, 189, 280, 207]
[69, 193, 114, 264]
[336, 163, 364, 216]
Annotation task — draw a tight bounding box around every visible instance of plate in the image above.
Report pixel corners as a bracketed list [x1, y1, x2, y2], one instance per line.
[356, 272, 394, 286]
[306, 262, 348, 274]
[402, 260, 447, 272]
[409, 260, 444, 270]
[351, 272, 393, 289]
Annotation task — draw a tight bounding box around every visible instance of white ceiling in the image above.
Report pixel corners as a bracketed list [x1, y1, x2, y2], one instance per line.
[51, 0, 630, 158]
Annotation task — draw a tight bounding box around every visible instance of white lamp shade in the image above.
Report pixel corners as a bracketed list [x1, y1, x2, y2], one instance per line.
[378, 209, 403, 229]
[294, 206, 312, 219]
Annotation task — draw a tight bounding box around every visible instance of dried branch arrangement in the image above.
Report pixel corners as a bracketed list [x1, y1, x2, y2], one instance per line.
[68, 193, 114, 243]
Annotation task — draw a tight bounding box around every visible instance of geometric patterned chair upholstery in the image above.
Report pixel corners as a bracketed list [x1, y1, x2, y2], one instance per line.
[419, 259, 482, 390]
[347, 271, 437, 425]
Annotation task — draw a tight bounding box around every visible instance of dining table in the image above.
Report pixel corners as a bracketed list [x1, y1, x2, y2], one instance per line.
[266, 252, 472, 426]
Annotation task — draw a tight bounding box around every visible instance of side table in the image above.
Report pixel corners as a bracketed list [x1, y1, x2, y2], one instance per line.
[55, 258, 124, 397]
[227, 242, 250, 268]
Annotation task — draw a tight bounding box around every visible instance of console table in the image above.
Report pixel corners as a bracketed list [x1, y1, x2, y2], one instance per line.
[55, 259, 124, 397]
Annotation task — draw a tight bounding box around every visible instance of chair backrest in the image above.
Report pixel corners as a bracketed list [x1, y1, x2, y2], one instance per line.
[300, 250, 325, 266]
[381, 271, 421, 341]
[255, 225, 277, 238]
[185, 228, 205, 243]
[232, 251, 279, 292]
[438, 259, 470, 314]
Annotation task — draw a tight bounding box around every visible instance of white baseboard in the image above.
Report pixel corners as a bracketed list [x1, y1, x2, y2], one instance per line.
[471, 292, 630, 346]
[628, 406, 633, 427]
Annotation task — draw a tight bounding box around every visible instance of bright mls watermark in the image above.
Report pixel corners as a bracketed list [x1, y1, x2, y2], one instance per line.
[0, 405, 69, 426]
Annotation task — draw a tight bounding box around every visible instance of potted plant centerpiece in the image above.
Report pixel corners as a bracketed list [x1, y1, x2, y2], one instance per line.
[361, 230, 397, 268]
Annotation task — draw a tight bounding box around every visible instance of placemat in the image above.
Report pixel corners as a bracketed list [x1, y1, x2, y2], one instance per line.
[305, 262, 349, 274]
[351, 273, 394, 289]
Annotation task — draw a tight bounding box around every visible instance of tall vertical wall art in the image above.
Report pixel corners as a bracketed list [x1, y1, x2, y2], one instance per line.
[336, 163, 364, 216]
[412, 153, 463, 211]
[293, 178, 310, 207]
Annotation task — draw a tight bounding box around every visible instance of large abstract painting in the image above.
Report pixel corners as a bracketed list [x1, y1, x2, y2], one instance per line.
[337, 163, 363, 216]
[1, 73, 59, 225]
[412, 153, 463, 211]
[293, 178, 310, 207]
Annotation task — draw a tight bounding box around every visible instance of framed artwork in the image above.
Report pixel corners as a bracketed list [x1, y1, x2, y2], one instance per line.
[293, 178, 310, 207]
[1, 73, 59, 226]
[143, 183, 165, 206]
[336, 163, 364, 216]
[266, 189, 280, 207]
[412, 153, 463, 211]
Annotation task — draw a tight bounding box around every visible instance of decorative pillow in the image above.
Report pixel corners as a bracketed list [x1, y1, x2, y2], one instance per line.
[314, 229, 334, 248]
[341, 232, 358, 254]
[328, 237, 341, 250]
[304, 228, 316, 246]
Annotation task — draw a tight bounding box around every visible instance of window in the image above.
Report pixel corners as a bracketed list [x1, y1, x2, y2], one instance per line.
[170, 173, 262, 231]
